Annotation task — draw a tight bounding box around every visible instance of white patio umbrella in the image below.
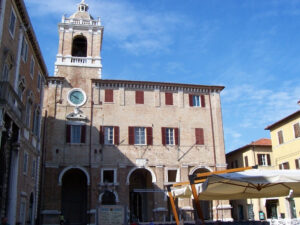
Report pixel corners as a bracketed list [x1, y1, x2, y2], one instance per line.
[171, 169, 300, 200]
[198, 169, 300, 200]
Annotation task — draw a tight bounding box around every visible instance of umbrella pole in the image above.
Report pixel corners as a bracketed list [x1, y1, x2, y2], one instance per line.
[189, 175, 205, 225]
[167, 185, 180, 225]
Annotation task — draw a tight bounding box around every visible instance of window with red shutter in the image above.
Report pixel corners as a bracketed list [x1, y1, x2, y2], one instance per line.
[165, 93, 173, 105]
[114, 126, 119, 145]
[195, 128, 204, 145]
[81, 125, 86, 143]
[128, 127, 135, 145]
[257, 154, 263, 166]
[66, 124, 71, 143]
[105, 89, 113, 102]
[278, 130, 284, 144]
[267, 154, 271, 166]
[201, 95, 205, 107]
[136, 91, 144, 104]
[146, 127, 153, 145]
[161, 127, 166, 145]
[174, 128, 179, 145]
[99, 126, 104, 144]
[189, 94, 193, 106]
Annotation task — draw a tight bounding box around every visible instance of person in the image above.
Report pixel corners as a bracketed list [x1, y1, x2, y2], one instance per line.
[59, 213, 65, 225]
[1, 217, 9, 225]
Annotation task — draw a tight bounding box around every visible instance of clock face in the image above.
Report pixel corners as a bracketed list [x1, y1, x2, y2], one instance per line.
[68, 89, 86, 106]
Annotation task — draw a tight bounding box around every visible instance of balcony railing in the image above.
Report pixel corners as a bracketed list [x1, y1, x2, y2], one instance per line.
[0, 81, 24, 120]
[63, 18, 101, 26]
[71, 56, 87, 64]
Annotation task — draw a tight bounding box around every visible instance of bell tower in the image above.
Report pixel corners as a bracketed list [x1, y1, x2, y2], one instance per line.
[54, 0, 103, 79]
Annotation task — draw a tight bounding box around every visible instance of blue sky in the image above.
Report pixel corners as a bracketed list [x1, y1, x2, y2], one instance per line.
[24, 0, 300, 152]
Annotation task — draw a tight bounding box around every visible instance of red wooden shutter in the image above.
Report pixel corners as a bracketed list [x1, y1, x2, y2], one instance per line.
[128, 127, 135, 145]
[195, 128, 204, 145]
[286, 162, 290, 169]
[99, 126, 104, 144]
[136, 91, 144, 104]
[294, 123, 300, 138]
[175, 128, 179, 145]
[267, 154, 271, 166]
[295, 159, 299, 169]
[146, 127, 153, 145]
[279, 164, 283, 170]
[201, 95, 205, 107]
[81, 125, 86, 143]
[114, 126, 119, 145]
[189, 94, 193, 106]
[165, 93, 173, 105]
[105, 89, 113, 102]
[161, 127, 166, 145]
[257, 154, 262, 165]
[66, 124, 71, 143]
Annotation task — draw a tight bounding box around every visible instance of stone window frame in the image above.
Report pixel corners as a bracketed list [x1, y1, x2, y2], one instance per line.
[23, 151, 29, 175]
[164, 167, 180, 185]
[9, 6, 16, 38]
[100, 168, 118, 186]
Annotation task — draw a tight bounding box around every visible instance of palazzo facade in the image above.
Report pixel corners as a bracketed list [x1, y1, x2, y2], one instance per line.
[41, 1, 229, 224]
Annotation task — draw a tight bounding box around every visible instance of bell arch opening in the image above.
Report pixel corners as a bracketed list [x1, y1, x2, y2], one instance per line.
[129, 168, 154, 223]
[101, 190, 116, 205]
[61, 169, 87, 225]
[193, 168, 213, 221]
[72, 35, 87, 57]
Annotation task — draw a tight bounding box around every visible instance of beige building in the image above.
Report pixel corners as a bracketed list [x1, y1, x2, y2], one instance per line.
[226, 139, 274, 221]
[265, 109, 300, 219]
[40, 1, 229, 224]
[0, 0, 48, 224]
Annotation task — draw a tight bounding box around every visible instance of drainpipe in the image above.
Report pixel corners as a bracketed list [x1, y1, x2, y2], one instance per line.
[88, 82, 94, 224]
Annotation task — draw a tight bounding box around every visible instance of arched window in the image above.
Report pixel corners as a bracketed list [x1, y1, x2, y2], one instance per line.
[72, 36, 87, 57]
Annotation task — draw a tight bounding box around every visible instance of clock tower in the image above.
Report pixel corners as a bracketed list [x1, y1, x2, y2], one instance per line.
[54, 0, 103, 80]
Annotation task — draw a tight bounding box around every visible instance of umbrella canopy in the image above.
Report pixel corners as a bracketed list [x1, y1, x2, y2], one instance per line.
[171, 169, 300, 200]
[198, 169, 300, 200]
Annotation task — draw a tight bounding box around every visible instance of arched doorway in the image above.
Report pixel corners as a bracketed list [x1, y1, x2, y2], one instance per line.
[72, 36, 87, 57]
[129, 168, 154, 222]
[193, 168, 213, 220]
[61, 169, 87, 225]
[101, 190, 116, 205]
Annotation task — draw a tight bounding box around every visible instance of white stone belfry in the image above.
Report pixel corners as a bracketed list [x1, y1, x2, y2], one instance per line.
[54, 0, 104, 78]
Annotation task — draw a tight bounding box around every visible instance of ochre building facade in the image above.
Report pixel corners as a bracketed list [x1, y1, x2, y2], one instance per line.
[40, 1, 229, 224]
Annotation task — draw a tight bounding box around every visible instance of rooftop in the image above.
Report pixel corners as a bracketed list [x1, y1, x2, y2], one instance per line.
[226, 138, 272, 156]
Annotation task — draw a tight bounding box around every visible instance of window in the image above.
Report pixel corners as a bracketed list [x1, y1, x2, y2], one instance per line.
[66, 124, 86, 144]
[279, 162, 289, 170]
[234, 160, 238, 168]
[277, 130, 284, 144]
[195, 128, 204, 145]
[105, 89, 113, 102]
[244, 156, 249, 167]
[135, 91, 144, 104]
[165, 92, 173, 105]
[161, 127, 179, 145]
[294, 123, 300, 138]
[100, 168, 117, 185]
[189, 94, 205, 107]
[9, 8, 16, 37]
[165, 168, 180, 183]
[257, 154, 271, 166]
[37, 73, 41, 91]
[21, 36, 28, 62]
[31, 159, 36, 178]
[25, 99, 33, 128]
[100, 126, 119, 145]
[23, 152, 28, 174]
[30, 57, 35, 78]
[32, 107, 41, 136]
[2, 63, 9, 81]
[295, 158, 300, 169]
[128, 126, 152, 145]
[135, 127, 145, 145]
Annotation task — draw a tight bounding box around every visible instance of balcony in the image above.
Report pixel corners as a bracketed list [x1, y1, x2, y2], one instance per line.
[55, 55, 102, 68]
[0, 81, 24, 121]
[62, 18, 101, 26]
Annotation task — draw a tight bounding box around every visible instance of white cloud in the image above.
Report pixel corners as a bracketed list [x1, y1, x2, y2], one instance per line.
[25, 0, 186, 55]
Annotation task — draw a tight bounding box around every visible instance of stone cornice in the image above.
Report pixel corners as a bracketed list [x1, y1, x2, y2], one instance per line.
[92, 79, 225, 93]
[14, 0, 49, 77]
